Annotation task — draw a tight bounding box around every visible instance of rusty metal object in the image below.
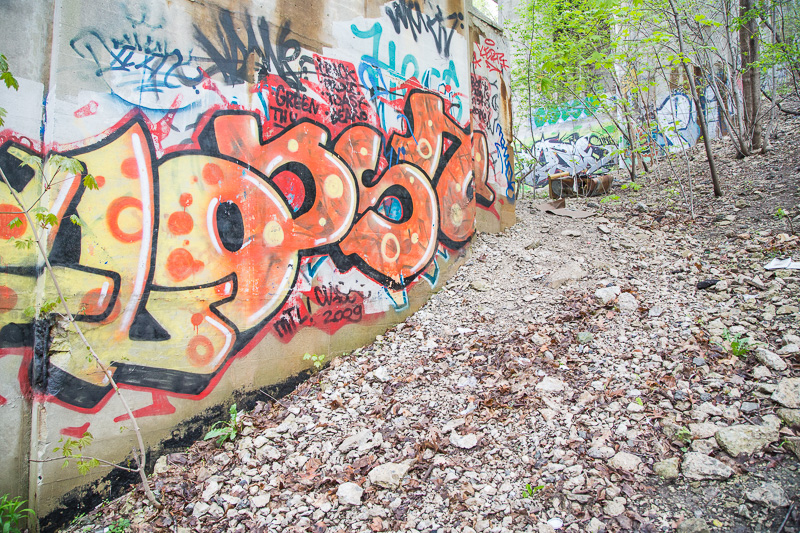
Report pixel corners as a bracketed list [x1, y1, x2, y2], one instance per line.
[548, 171, 614, 199]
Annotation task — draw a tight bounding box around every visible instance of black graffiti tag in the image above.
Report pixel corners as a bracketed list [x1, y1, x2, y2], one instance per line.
[70, 30, 203, 95]
[384, 0, 464, 58]
[193, 12, 313, 91]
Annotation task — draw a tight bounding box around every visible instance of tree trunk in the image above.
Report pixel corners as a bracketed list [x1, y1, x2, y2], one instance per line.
[626, 115, 637, 181]
[739, 0, 762, 152]
[666, 0, 723, 196]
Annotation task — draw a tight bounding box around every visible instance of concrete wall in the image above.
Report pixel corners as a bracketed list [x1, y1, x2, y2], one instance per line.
[470, 10, 515, 231]
[521, 69, 731, 185]
[0, 0, 514, 528]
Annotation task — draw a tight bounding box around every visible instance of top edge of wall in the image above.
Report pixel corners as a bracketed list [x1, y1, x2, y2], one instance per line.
[469, 8, 504, 34]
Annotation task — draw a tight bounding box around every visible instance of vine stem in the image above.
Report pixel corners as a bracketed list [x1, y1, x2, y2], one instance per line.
[29, 456, 137, 473]
[0, 166, 161, 509]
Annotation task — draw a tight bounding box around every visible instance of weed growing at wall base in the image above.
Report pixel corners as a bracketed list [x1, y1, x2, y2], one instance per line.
[303, 352, 327, 369]
[204, 404, 243, 446]
[0, 494, 34, 533]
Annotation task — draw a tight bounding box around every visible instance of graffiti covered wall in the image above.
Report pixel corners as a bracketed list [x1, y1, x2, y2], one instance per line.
[469, 11, 515, 231]
[0, 0, 513, 527]
[521, 71, 730, 186]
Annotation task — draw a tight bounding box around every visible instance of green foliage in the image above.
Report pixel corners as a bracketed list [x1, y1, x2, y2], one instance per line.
[508, 0, 659, 122]
[0, 54, 18, 128]
[204, 404, 242, 446]
[621, 182, 642, 192]
[0, 495, 34, 533]
[23, 298, 59, 319]
[53, 432, 100, 475]
[522, 483, 544, 498]
[12, 238, 32, 250]
[34, 210, 59, 229]
[675, 426, 692, 444]
[68, 512, 86, 526]
[2, 149, 98, 320]
[720, 328, 753, 358]
[600, 194, 621, 203]
[108, 518, 131, 533]
[303, 352, 327, 369]
[18, 152, 88, 183]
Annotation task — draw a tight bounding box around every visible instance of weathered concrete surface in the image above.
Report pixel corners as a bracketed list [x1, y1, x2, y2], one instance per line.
[0, 0, 515, 528]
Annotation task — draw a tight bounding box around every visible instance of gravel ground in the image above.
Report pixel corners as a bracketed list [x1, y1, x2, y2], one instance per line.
[60, 114, 800, 533]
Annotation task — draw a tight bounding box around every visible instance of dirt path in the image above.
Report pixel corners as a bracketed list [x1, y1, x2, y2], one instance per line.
[61, 116, 800, 533]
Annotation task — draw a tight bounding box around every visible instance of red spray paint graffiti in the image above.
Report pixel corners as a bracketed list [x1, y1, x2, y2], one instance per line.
[0, 87, 490, 414]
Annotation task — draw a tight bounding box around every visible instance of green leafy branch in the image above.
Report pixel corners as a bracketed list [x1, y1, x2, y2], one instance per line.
[0, 156, 161, 508]
[0, 53, 19, 127]
[31, 432, 138, 475]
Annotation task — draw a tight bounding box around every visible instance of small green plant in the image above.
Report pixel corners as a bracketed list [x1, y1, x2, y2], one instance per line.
[22, 298, 59, 320]
[621, 182, 642, 192]
[634, 396, 644, 407]
[522, 483, 544, 498]
[108, 517, 131, 533]
[720, 329, 752, 358]
[675, 426, 692, 444]
[303, 352, 327, 369]
[774, 207, 795, 235]
[600, 194, 621, 204]
[68, 512, 86, 526]
[0, 494, 34, 533]
[204, 404, 242, 446]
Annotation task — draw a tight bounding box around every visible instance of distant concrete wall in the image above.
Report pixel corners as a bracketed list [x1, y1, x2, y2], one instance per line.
[0, 0, 514, 529]
[522, 71, 731, 185]
[470, 10, 516, 231]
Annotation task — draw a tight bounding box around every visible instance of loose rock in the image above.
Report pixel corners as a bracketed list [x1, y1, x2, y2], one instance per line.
[535, 376, 565, 393]
[608, 451, 641, 473]
[772, 378, 800, 408]
[595, 285, 621, 305]
[548, 261, 587, 288]
[368, 462, 410, 489]
[336, 482, 364, 506]
[681, 452, 733, 480]
[715, 423, 779, 456]
[653, 458, 680, 479]
[677, 518, 710, 533]
[755, 347, 787, 371]
[746, 482, 790, 508]
[450, 432, 479, 449]
[617, 292, 638, 312]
